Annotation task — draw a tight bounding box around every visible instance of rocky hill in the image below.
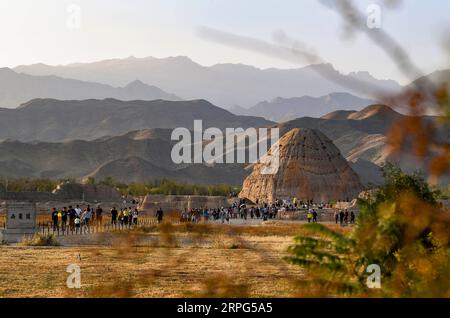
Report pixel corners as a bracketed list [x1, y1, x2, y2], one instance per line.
[0, 98, 273, 142]
[0, 128, 249, 185]
[277, 104, 447, 186]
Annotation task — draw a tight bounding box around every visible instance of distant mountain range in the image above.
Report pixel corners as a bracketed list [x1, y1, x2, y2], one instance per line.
[0, 68, 180, 108]
[276, 104, 448, 186]
[14, 56, 402, 108]
[230, 92, 376, 122]
[0, 103, 446, 186]
[410, 69, 450, 90]
[0, 128, 247, 184]
[0, 98, 273, 142]
[0, 56, 447, 186]
[406, 69, 450, 115]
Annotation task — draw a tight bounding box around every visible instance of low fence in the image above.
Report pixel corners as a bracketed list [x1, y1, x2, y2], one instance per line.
[36, 216, 167, 237]
[279, 209, 340, 222]
[1, 209, 356, 236]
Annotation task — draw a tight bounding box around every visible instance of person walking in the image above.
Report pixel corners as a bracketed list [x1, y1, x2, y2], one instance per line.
[61, 207, 68, 232]
[156, 207, 164, 224]
[220, 208, 225, 224]
[334, 210, 339, 224]
[68, 205, 76, 231]
[204, 208, 210, 222]
[262, 207, 268, 221]
[75, 205, 82, 218]
[339, 210, 345, 226]
[111, 207, 118, 226]
[74, 214, 81, 233]
[128, 207, 133, 226]
[57, 209, 63, 231]
[312, 210, 318, 223]
[87, 205, 94, 225]
[118, 209, 124, 227]
[95, 205, 103, 227]
[84, 207, 92, 229]
[51, 208, 59, 231]
[350, 211, 355, 224]
[307, 210, 313, 223]
[123, 208, 129, 227]
[132, 208, 138, 225]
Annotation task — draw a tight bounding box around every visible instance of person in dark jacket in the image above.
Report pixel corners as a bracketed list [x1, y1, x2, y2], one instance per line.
[111, 207, 118, 225]
[339, 210, 345, 226]
[61, 207, 68, 231]
[156, 207, 164, 223]
[51, 208, 59, 230]
[95, 205, 103, 227]
[68, 205, 77, 231]
[312, 210, 318, 223]
[350, 211, 356, 224]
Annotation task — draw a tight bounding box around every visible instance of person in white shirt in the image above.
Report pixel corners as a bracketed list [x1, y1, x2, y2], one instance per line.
[75, 205, 82, 218]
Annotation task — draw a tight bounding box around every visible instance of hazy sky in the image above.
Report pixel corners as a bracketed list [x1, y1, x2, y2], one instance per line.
[1, 0, 449, 84]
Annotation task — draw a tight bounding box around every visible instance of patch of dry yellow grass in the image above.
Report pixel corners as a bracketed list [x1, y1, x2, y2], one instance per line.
[0, 222, 314, 298]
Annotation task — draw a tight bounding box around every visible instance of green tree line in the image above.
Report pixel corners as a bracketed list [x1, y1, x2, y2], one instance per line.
[95, 177, 240, 197]
[0, 177, 240, 197]
[0, 178, 60, 193]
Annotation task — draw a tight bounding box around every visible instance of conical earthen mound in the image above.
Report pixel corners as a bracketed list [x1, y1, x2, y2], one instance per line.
[239, 128, 363, 203]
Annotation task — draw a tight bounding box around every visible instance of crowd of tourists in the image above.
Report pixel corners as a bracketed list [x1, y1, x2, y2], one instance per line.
[264, 197, 350, 211]
[179, 198, 356, 225]
[47, 198, 357, 233]
[50, 205, 140, 232]
[180, 204, 278, 223]
[334, 209, 356, 225]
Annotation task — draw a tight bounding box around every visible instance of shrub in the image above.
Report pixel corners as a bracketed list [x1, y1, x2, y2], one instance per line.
[285, 164, 450, 297]
[21, 233, 60, 246]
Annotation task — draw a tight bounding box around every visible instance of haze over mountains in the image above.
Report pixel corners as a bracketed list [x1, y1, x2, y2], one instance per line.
[0, 68, 180, 108]
[7, 56, 447, 118]
[1, 56, 448, 187]
[14, 56, 402, 108]
[0, 102, 446, 186]
[230, 92, 376, 122]
[411, 69, 450, 90]
[0, 98, 272, 142]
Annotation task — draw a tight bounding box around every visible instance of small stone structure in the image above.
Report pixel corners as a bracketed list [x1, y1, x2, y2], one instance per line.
[0, 201, 37, 243]
[53, 183, 122, 202]
[0, 183, 124, 217]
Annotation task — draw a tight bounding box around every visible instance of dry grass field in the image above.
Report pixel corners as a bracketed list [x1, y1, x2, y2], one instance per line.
[0, 221, 352, 298]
